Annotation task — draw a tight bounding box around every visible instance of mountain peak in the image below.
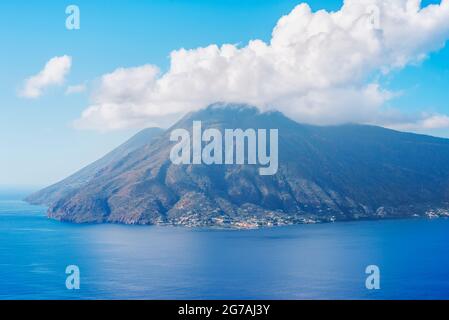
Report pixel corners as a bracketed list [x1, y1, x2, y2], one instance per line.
[173, 103, 295, 132]
[27, 108, 449, 228]
[206, 102, 259, 112]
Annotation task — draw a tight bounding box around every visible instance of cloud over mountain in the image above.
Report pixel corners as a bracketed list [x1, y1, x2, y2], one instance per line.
[20, 55, 72, 99]
[75, 0, 449, 130]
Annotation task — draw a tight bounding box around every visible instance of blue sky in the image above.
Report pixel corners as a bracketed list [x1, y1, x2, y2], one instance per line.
[1, 0, 448, 187]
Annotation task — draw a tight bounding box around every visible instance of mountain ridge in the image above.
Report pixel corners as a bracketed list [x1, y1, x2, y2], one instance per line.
[26, 127, 164, 206]
[27, 104, 449, 228]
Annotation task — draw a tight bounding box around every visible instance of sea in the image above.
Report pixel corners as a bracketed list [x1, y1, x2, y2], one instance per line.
[1, 191, 449, 300]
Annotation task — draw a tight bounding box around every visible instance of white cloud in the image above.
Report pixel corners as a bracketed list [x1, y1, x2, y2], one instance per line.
[385, 114, 449, 131]
[20, 55, 72, 99]
[75, 0, 449, 131]
[65, 83, 86, 95]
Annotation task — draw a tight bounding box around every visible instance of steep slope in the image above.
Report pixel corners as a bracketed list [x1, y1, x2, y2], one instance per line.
[26, 128, 163, 206]
[28, 104, 449, 227]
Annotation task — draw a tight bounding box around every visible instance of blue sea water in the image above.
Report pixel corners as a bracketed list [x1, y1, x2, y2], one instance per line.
[1, 193, 449, 300]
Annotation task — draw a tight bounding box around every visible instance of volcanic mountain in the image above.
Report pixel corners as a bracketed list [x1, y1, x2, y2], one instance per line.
[27, 104, 449, 227]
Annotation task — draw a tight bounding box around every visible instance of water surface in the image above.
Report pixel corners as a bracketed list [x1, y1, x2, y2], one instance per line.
[1, 195, 449, 299]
